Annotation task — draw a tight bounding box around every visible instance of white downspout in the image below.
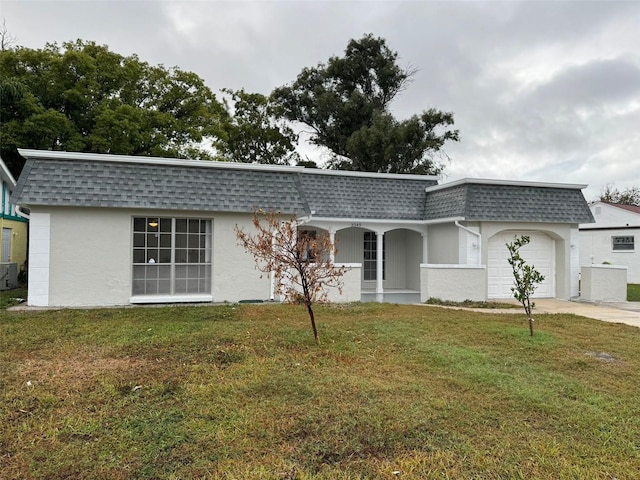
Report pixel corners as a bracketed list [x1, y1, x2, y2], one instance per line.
[455, 220, 481, 265]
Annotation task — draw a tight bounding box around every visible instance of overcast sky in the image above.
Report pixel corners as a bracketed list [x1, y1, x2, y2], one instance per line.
[4, 0, 640, 200]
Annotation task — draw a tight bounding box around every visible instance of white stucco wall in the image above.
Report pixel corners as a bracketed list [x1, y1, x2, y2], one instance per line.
[420, 264, 487, 302]
[323, 263, 361, 303]
[211, 212, 272, 302]
[580, 264, 627, 302]
[580, 228, 640, 283]
[427, 223, 460, 264]
[47, 208, 131, 306]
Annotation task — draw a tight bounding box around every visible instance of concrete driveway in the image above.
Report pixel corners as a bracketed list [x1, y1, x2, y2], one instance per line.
[480, 299, 640, 328]
[529, 299, 640, 328]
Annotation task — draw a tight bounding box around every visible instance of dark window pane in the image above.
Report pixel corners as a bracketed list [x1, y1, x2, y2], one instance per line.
[176, 218, 188, 233]
[159, 249, 171, 263]
[188, 250, 199, 263]
[160, 234, 171, 248]
[147, 233, 158, 247]
[133, 217, 146, 232]
[160, 218, 171, 232]
[175, 234, 187, 249]
[188, 234, 199, 248]
[133, 249, 145, 264]
[134, 233, 145, 248]
[188, 219, 199, 233]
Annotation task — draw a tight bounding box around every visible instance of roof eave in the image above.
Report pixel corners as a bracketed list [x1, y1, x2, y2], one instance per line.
[426, 177, 589, 192]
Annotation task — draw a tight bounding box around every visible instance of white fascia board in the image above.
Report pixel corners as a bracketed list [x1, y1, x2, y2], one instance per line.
[18, 148, 303, 173]
[306, 216, 465, 225]
[0, 158, 17, 186]
[17, 148, 438, 181]
[426, 177, 588, 192]
[300, 168, 438, 181]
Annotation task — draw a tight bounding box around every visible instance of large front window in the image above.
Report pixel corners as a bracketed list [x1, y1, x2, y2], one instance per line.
[132, 217, 212, 296]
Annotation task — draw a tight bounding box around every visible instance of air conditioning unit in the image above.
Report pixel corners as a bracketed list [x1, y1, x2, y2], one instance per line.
[0, 263, 18, 290]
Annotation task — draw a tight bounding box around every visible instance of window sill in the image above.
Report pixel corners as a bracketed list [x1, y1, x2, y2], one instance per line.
[130, 294, 213, 304]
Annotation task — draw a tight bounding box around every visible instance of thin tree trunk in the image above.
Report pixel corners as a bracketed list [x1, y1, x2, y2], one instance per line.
[306, 302, 319, 345]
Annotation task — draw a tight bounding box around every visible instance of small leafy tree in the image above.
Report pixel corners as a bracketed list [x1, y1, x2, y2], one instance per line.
[235, 211, 348, 344]
[506, 235, 545, 336]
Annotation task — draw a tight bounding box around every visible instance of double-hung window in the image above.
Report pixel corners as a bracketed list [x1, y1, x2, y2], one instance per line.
[132, 217, 212, 298]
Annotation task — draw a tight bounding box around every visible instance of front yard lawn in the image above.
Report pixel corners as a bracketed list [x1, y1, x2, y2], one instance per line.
[1, 303, 639, 479]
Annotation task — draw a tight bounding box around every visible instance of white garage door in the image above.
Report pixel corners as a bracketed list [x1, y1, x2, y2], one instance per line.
[487, 231, 555, 299]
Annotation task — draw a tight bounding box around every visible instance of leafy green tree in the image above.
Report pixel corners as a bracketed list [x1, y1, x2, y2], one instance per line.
[214, 89, 300, 165]
[0, 40, 225, 177]
[599, 184, 640, 206]
[506, 235, 545, 336]
[271, 34, 459, 174]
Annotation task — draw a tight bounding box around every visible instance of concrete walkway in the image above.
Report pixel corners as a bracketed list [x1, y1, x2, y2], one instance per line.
[448, 299, 640, 328]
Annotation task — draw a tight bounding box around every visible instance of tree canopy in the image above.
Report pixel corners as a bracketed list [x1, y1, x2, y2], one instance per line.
[599, 184, 640, 206]
[213, 89, 300, 165]
[0, 40, 224, 176]
[271, 34, 459, 174]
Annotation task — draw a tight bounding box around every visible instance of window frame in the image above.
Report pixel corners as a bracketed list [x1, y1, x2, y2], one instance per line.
[612, 235, 635, 252]
[131, 217, 213, 302]
[363, 231, 385, 281]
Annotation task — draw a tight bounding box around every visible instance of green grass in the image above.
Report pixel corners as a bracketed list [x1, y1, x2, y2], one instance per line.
[1, 303, 639, 479]
[628, 283, 640, 302]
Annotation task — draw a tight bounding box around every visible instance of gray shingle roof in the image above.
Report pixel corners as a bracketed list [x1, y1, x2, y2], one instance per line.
[299, 173, 437, 220]
[424, 182, 595, 223]
[11, 151, 595, 224]
[13, 159, 307, 214]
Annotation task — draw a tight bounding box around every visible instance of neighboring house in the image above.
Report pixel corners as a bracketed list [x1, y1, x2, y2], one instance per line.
[580, 201, 640, 283]
[1, 156, 28, 289]
[11, 149, 594, 307]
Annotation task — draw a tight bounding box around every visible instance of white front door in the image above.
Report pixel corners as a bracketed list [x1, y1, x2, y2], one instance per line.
[487, 231, 555, 299]
[1, 228, 11, 262]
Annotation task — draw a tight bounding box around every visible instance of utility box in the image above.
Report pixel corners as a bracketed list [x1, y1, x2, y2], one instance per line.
[0, 262, 18, 290]
[580, 264, 627, 302]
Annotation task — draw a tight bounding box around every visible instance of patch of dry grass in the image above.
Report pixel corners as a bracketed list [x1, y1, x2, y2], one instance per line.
[1, 303, 639, 479]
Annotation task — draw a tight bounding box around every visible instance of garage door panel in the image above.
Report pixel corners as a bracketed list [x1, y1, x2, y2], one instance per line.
[488, 232, 554, 299]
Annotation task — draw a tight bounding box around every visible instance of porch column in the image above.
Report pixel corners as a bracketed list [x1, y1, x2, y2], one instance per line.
[329, 228, 335, 263]
[376, 231, 384, 302]
[422, 232, 428, 263]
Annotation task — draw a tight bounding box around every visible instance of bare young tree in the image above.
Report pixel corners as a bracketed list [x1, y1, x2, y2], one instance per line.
[0, 19, 16, 51]
[235, 211, 349, 344]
